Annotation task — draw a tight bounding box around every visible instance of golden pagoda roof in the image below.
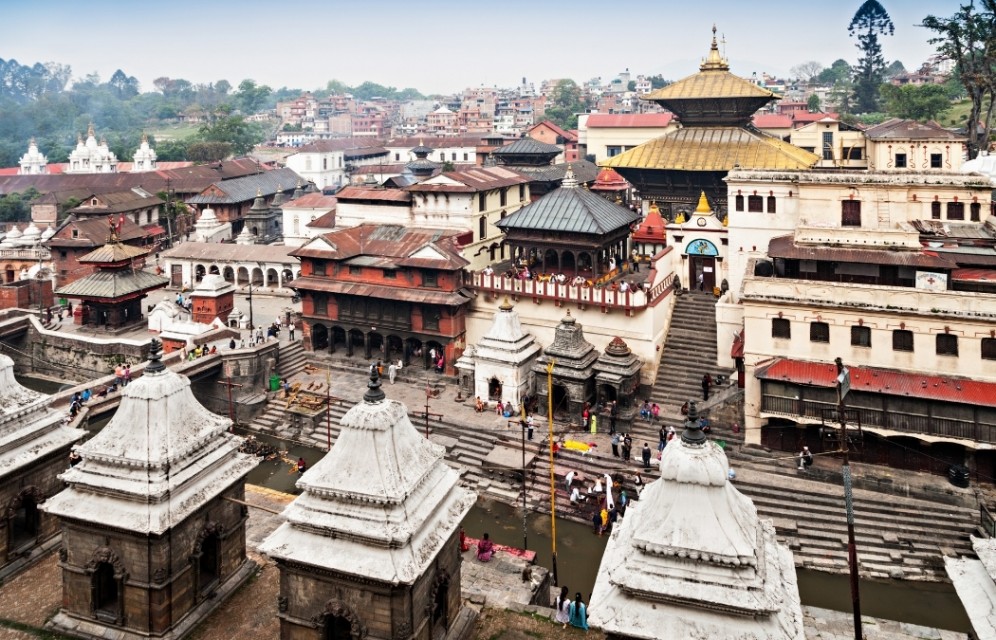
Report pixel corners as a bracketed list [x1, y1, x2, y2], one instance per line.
[601, 126, 819, 172]
[641, 27, 777, 103]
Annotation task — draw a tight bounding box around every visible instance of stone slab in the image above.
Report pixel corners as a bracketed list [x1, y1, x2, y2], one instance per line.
[483, 443, 537, 471]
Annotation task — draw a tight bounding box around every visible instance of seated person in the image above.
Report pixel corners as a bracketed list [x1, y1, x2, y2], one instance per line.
[477, 533, 495, 562]
[474, 396, 485, 413]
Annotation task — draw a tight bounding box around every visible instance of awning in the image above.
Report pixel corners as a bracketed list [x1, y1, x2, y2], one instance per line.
[755, 358, 996, 409]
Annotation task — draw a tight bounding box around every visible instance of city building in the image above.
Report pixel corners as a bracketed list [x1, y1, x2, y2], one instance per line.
[290, 224, 473, 374]
[281, 191, 337, 247]
[185, 168, 299, 236]
[46, 216, 156, 289]
[43, 341, 258, 639]
[65, 188, 164, 231]
[580, 113, 678, 164]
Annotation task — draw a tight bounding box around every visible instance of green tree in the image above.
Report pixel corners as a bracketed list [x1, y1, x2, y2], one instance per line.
[792, 61, 825, 83]
[108, 69, 139, 98]
[817, 59, 852, 85]
[627, 80, 637, 92]
[545, 79, 586, 129]
[880, 84, 953, 120]
[884, 60, 907, 78]
[235, 79, 272, 114]
[187, 141, 233, 163]
[197, 115, 264, 155]
[0, 188, 39, 223]
[647, 74, 670, 89]
[848, 0, 895, 113]
[807, 94, 822, 112]
[154, 138, 189, 161]
[923, 1, 996, 158]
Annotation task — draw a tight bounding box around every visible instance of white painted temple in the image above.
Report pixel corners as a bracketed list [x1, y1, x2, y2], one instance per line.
[458, 297, 541, 406]
[589, 402, 805, 639]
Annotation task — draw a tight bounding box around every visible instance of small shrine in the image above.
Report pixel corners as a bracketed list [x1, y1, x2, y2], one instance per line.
[631, 202, 668, 258]
[130, 133, 157, 172]
[17, 138, 48, 175]
[593, 336, 642, 410]
[191, 206, 231, 243]
[243, 189, 281, 243]
[260, 371, 475, 640]
[54, 222, 168, 330]
[590, 166, 631, 205]
[43, 340, 259, 640]
[668, 191, 727, 293]
[406, 140, 439, 178]
[589, 402, 805, 639]
[530, 311, 599, 421]
[496, 166, 640, 280]
[0, 354, 84, 581]
[457, 297, 541, 406]
[492, 137, 599, 199]
[189, 273, 235, 325]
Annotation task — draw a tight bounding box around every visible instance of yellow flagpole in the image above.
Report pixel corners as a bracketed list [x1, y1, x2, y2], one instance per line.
[547, 359, 558, 585]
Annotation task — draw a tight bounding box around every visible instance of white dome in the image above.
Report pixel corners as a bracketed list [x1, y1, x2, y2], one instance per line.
[41, 224, 56, 241]
[21, 222, 41, 241]
[6, 225, 22, 239]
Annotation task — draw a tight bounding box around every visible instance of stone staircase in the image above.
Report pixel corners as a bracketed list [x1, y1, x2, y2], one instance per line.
[276, 341, 308, 379]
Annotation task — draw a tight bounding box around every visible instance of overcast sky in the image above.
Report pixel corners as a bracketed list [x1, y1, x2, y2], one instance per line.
[4, 0, 960, 96]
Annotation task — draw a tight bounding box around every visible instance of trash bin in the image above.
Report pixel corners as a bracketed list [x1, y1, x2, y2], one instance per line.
[269, 375, 281, 392]
[949, 464, 970, 488]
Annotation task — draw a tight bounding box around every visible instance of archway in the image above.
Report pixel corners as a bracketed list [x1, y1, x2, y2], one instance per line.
[194, 264, 206, 282]
[331, 327, 347, 354]
[222, 266, 235, 282]
[281, 268, 294, 286]
[488, 377, 502, 401]
[348, 329, 365, 357]
[209, 265, 220, 275]
[598, 384, 617, 406]
[311, 324, 329, 351]
[236, 266, 249, 285]
[323, 614, 352, 640]
[386, 335, 404, 362]
[572, 252, 587, 274]
[368, 332, 384, 359]
[7, 492, 40, 551]
[197, 531, 221, 593]
[250, 268, 264, 286]
[266, 268, 279, 288]
[543, 249, 558, 272]
[405, 338, 423, 365]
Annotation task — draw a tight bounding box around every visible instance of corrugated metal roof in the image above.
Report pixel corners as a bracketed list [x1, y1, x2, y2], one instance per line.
[305, 209, 337, 228]
[493, 138, 561, 156]
[865, 118, 966, 142]
[755, 358, 996, 409]
[602, 126, 819, 172]
[335, 186, 411, 202]
[68, 190, 163, 215]
[408, 166, 528, 193]
[512, 160, 599, 184]
[496, 184, 639, 235]
[291, 276, 471, 306]
[55, 269, 168, 300]
[186, 167, 301, 205]
[952, 268, 996, 282]
[767, 234, 957, 268]
[283, 193, 337, 209]
[47, 216, 151, 248]
[290, 224, 468, 269]
[79, 242, 150, 264]
[161, 242, 297, 264]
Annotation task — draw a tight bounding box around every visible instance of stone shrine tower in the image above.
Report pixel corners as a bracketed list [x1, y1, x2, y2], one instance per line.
[0, 355, 84, 581]
[17, 138, 48, 175]
[261, 371, 475, 640]
[531, 311, 599, 420]
[130, 133, 158, 172]
[43, 340, 259, 640]
[189, 273, 235, 325]
[457, 297, 541, 406]
[589, 403, 804, 639]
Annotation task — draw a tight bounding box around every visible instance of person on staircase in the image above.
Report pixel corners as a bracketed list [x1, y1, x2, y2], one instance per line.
[702, 373, 712, 401]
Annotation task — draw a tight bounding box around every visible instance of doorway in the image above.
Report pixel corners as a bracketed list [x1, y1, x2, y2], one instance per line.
[488, 377, 502, 401]
[689, 255, 716, 292]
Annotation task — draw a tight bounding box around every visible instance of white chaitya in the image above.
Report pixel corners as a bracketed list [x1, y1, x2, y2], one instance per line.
[66, 123, 118, 174]
[461, 298, 541, 407]
[130, 133, 158, 172]
[589, 403, 805, 640]
[43, 342, 257, 534]
[18, 138, 47, 175]
[260, 373, 475, 584]
[192, 206, 231, 243]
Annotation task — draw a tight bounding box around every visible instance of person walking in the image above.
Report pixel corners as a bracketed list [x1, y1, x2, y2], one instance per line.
[622, 433, 632, 461]
[702, 373, 712, 400]
[526, 414, 534, 441]
[554, 586, 571, 629]
[611, 432, 620, 458]
[568, 593, 588, 630]
[289, 323, 295, 341]
[123, 364, 131, 387]
[388, 361, 397, 384]
[642, 442, 652, 470]
[658, 426, 667, 452]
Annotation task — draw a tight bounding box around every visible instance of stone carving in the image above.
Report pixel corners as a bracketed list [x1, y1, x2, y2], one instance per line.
[4, 485, 45, 519]
[425, 569, 451, 616]
[152, 567, 168, 584]
[85, 547, 126, 578]
[393, 619, 412, 640]
[308, 600, 367, 638]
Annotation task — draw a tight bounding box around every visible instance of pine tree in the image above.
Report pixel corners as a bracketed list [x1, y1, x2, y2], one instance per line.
[848, 0, 895, 113]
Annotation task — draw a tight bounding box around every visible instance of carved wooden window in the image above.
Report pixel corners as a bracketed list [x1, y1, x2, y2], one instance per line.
[850, 326, 871, 348]
[931, 201, 941, 220]
[766, 196, 776, 213]
[809, 322, 830, 343]
[771, 318, 791, 339]
[313, 260, 327, 276]
[936, 333, 958, 356]
[841, 200, 861, 227]
[971, 202, 981, 222]
[747, 195, 763, 212]
[892, 330, 914, 352]
[947, 202, 965, 221]
[734, 195, 744, 212]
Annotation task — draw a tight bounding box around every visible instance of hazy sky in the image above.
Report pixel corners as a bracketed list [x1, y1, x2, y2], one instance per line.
[4, 0, 960, 96]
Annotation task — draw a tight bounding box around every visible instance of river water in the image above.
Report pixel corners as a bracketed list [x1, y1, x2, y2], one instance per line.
[30, 391, 971, 633]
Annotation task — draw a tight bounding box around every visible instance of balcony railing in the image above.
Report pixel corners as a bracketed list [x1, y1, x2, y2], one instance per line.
[470, 270, 675, 310]
[761, 394, 996, 443]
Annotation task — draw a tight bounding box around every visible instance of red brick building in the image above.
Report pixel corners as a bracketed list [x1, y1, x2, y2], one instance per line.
[46, 216, 155, 288]
[290, 224, 472, 374]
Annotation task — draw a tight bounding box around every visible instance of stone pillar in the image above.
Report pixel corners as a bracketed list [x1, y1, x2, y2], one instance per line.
[363, 332, 371, 359]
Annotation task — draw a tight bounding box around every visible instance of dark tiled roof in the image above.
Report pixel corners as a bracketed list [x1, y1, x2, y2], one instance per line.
[305, 209, 337, 228]
[513, 160, 599, 184]
[335, 186, 411, 202]
[290, 276, 472, 306]
[493, 138, 562, 157]
[290, 224, 468, 270]
[79, 242, 151, 264]
[283, 193, 337, 209]
[296, 138, 387, 153]
[186, 167, 301, 205]
[407, 166, 528, 193]
[55, 269, 168, 300]
[496, 183, 639, 235]
[46, 216, 151, 248]
[68, 190, 163, 216]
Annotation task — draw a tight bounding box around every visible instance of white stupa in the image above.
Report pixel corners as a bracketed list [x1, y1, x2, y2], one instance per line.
[589, 402, 805, 639]
[459, 297, 541, 407]
[130, 132, 158, 172]
[235, 225, 256, 245]
[17, 138, 48, 175]
[192, 206, 231, 243]
[66, 123, 118, 174]
[19, 222, 42, 247]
